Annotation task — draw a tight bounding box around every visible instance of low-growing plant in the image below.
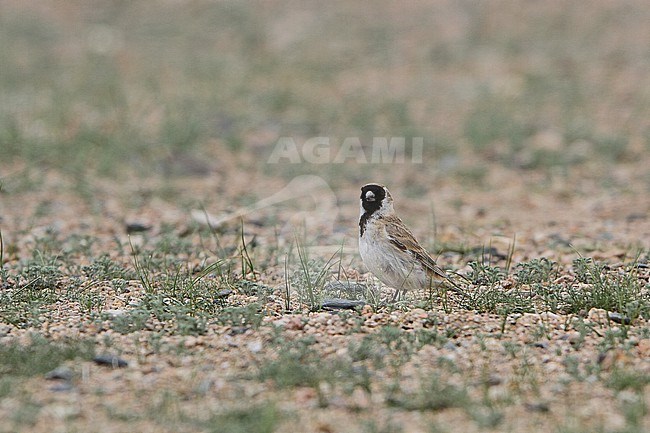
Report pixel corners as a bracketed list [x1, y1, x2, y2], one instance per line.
[257, 346, 324, 389]
[606, 369, 650, 393]
[205, 402, 281, 433]
[563, 257, 645, 315]
[216, 303, 264, 329]
[0, 334, 95, 376]
[0, 228, 6, 283]
[19, 258, 63, 291]
[82, 254, 133, 280]
[386, 373, 470, 411]
[467, 260, 505, 286]
[109, 310, 151, 334]
[287, 238, 342, 310]
[515, 258, 558, 284]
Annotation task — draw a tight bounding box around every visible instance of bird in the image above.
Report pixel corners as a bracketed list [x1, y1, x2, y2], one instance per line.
[358, 183, 465, 300]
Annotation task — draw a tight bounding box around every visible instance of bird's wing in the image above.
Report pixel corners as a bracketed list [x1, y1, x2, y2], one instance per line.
[383, 215, 465, 295]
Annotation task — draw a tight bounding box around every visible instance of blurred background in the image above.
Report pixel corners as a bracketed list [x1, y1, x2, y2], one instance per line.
[1, 0, 649, 257]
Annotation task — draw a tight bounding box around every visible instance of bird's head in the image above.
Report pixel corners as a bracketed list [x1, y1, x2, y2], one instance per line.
[360, 183, 393, 216]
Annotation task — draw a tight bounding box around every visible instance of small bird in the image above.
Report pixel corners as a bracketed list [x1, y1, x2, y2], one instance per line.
[358, 183, 465, 300]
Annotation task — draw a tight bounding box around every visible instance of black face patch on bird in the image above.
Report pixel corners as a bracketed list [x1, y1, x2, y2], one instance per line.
[359, 184, 386, 236]
[360, 184, 385, 212]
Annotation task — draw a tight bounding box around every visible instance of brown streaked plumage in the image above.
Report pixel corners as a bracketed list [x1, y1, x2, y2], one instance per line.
[358, 183, 464, 299]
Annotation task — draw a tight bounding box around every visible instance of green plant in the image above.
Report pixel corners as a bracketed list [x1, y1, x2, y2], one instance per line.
[257, 347, 323, 389]
[467, 260, 505, 286]
[515, 258, 558, 284]
[564, 257, 645, 315]
[239, 220, 257, 278]
[0, 334, 94, 376]
[289, 238, 341, 310]
[109, 310, 151, 334]
[606, 369, 650, 393]
[217, 303, 264, 329]
[19, 258, 63, 291]
[82, 254, 132, 280]
[0, 228, 6, 282]
[206, 403, 281, 433]
[387, 373, 470, 411]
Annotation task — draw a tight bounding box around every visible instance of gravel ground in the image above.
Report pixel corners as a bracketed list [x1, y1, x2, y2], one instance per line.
[1, 1, 649, 432]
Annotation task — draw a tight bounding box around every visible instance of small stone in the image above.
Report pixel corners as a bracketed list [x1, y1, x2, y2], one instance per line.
[321, 298, 366, 310]
[285, 316, 306, 331]
[184, 336, 199, 348]
[638, 339, 650, 357]
[50, 382, 74, 392]
[196, 379, 213, 395]
[409, 308, 427, 319]
[525, 402, 550, 413]
[443, 341, 458, 351]
[125, 222, 151, 234]
[229, 326, 249, 335]
[349, 387, 371, 409]
[215, 289, 233, 299]
[587, 308, 607, 324]
[539, 312, 560, 321]
[104, 309, 126, 318]
[44, 404, 81, 419]
[361, 305, 374, 316]
[607, 312, 631, 325]
[294, 387, 318, 405]
[247, 340, 263, 353]
[0, 325, 12, 337]
[567, 332, 582, 346]
[475, 375, 502, 387]
[93, 354, 128, 368]
[45, 366, 74, 381]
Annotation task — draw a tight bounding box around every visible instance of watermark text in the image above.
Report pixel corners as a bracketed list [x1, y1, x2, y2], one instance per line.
[268, 137, 424, 164]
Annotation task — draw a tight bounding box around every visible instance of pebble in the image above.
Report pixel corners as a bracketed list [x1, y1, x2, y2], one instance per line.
[477, 375, 502, 387]
[229, 326, 249, 335]
[184, 336, 199, 348]
[409, 308, 427, 319]
[93, 354, 128, 368]
[104, 309, 126, 318]
[50, 382, 74, 392]
[125, 221, 151, 234]
[607, 312, 631, 325]
[311, 312, 331, 325]
[274, 315, 306, 330]
[598, 349, 632, 370]
[539, 312, 560, 321]
[638, 339, 650, 357]
[45, 366, 74, 381]
[525, 402, 550, 413]
[215, 289, 233, 299]
[321, 298, 366, 311]
[294, 387, 318, 405]
[587, 308, 608, 324]
[567, 332, 582, 346]
[443, 341, 458, 351]
[0, 325, 12, 337]
[196, 379, 213, 395]
[43, 404, 81, 419]
[247, 340, 263, 353]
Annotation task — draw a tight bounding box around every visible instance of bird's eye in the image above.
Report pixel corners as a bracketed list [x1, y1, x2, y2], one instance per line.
[365, 191, 376, 201]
